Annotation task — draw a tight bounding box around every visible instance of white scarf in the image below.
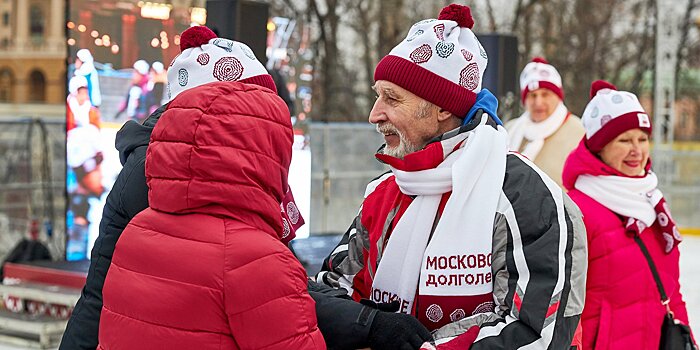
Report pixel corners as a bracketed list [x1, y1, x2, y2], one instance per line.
[508, 102, 568, 160]
[576, 171, 682, 253]
[371, 114, 508, 313]
[68, 95, 92, 127]
[575, 172, 658, 226]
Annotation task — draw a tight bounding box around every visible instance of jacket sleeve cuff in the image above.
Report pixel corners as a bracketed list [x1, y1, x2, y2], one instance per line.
[309, 289, 376, 350]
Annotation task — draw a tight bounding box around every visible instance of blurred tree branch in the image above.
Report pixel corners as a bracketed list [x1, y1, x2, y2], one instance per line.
[269, 0, 700, 122]
[675, 0, 699, 96]
[345, 0, 378, 113]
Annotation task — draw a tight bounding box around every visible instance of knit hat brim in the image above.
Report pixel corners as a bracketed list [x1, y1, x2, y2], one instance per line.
[375, 55, 477, 118]
[520, 81, 564, 104]
[585, 111, 652, 152]
[240, 74, 277, 94]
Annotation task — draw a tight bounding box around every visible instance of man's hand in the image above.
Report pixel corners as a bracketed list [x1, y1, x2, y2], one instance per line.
[368, 306, 434, 350]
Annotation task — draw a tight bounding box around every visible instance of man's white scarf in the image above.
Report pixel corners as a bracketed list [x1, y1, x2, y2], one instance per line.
[508, 102, 568, 160]
[371, 115, 508, 313]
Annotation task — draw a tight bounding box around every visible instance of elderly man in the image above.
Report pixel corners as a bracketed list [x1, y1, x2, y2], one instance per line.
[507, 57, 584, 188]
[317, 4, 587, 349]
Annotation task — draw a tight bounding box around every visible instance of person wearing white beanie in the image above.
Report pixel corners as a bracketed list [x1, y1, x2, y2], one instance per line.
[66, 75, 100, 131]
[506, 57, 584, 188]
[146, 61, 167, 112]
[66, 75, 102, 176]
[562, 80, 693, 349]
[318, 4, 586, 350]
[75, 49, 102, 107]
[114, 60, 153, 121]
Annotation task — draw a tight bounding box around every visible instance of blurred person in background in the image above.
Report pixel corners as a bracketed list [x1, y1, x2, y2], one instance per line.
[114, 59, 150, 122]
[563, 80, 694, 349]
[507, 57, 584, 188]
[317, 4, 586, 349]
[66, 75, 104, 200]
[75, 49, 102, 108]
[269, 67, 295, 118]
[67, 75, 100, 131]
[66, 75, 104, 260]
[147, 61, 167, 113]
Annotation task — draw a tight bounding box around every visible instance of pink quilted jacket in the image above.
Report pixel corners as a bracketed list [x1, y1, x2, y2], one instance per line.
[563, 140, 690, 350]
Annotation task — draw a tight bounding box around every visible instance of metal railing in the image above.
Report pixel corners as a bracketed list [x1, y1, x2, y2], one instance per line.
[654, 146, 700, 229]
[0, 118, 65, 263]
[309, 123, 700, 233]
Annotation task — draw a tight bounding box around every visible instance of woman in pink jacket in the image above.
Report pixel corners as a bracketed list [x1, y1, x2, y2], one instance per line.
[563, 80, 693, 349]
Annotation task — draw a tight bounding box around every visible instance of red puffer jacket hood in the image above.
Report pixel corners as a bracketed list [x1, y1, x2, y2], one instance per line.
[146, 81, 292, 239]
[562, 139, 650, 191]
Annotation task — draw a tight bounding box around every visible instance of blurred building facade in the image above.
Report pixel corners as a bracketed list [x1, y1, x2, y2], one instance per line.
[0, 0, 66, 110]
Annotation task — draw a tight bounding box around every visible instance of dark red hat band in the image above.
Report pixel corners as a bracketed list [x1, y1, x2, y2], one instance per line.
[374, 55, 477, 118]
[585, 111, 652, 152]
[521, 81, 564, 104]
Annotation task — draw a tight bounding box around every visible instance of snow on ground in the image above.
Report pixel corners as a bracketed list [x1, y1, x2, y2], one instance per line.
[680, 234, 700, 327]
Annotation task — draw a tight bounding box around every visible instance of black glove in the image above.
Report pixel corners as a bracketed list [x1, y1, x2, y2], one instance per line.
[367, 301, 434, 350]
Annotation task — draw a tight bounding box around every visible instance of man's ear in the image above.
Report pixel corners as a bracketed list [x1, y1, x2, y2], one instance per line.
[437, 108, 455, 122]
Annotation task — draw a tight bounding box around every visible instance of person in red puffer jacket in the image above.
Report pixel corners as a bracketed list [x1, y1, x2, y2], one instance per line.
[563, 80, 693, 350]
[97, 27, 325, 350]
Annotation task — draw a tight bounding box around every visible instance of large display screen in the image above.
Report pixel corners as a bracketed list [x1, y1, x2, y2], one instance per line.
[65, 1, 311, 261]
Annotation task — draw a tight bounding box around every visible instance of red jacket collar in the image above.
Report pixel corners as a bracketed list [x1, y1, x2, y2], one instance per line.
[376, 142, 447, 171]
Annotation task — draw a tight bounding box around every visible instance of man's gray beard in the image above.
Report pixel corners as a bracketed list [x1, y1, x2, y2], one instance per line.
[376, 124, 421, 159]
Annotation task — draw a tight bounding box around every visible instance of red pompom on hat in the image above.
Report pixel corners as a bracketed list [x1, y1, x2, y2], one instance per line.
[589, 79, 617, 99]
[438, 4, 474, 29]
[531, 56, 549, 64]
[179, 26, 217, 52]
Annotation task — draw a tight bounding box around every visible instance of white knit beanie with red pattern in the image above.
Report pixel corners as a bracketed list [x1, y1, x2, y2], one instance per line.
[374, 4, 488, 118]
[166, 26, 275, 101]
[519, 57, 564, 104]
[582, 80, 652, 152]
